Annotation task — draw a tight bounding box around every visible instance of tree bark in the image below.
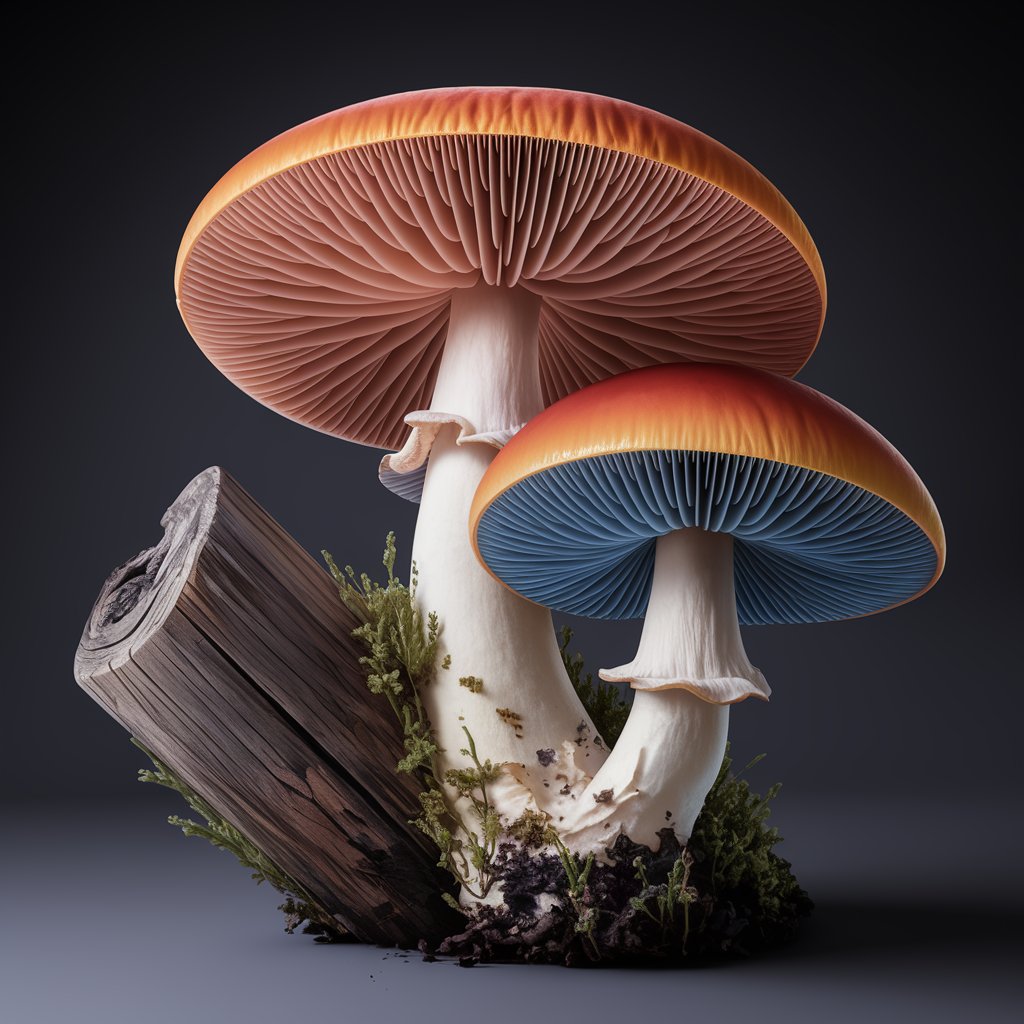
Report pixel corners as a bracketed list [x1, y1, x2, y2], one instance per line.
[75, 466, 457, 946]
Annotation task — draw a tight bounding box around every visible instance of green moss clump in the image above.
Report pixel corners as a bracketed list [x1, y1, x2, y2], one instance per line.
[689, 746, 810, 943]
[323, 533, 501, 900]
[440, 750, 810, 964]
[558, 625, 630, 747]
[325, 535, 810, 963]
[133, 739, 347, 942]
[134, 531, 809, 960]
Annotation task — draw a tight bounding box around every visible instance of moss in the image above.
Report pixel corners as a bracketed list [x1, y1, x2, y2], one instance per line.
[323, 534, 502, 900]
[690, 746, 810, 942]
[558, 626, 630, 747]
[325, 534, 810, 964]
[506, 808, 554, 848]
[133, 739, 348, 943]
[135, 531, 810, 960]
[439, 752, 812, 965]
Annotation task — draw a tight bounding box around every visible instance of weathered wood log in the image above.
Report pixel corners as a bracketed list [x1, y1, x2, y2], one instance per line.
[75, 466, 458, 946]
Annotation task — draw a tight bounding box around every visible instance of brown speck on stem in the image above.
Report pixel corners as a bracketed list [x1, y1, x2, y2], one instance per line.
[594, 788, 614, 804]
[496, 707, 524, 737]
[536, 748, 557, 767]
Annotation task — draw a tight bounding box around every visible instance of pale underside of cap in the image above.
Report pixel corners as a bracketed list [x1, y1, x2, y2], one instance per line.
[176, 88, 825, 451]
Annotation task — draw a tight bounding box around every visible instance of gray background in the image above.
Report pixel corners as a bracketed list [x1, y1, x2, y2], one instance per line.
[2, 5, 1020, 1022]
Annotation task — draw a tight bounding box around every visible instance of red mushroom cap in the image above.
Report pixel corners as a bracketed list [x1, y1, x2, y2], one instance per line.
[176, 87, 825, 450]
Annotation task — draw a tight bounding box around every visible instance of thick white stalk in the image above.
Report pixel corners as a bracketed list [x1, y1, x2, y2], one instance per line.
[560, 528, 769, 858]
[602, 530, 770, 703]
[428, 283, 545, 434]
[409, 283, 607, 838]
[559, 689, 729, 856]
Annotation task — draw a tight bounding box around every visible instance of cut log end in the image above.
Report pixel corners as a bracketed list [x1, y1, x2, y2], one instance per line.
[75, 466, 458, 946]
[77, 467, 222, 675]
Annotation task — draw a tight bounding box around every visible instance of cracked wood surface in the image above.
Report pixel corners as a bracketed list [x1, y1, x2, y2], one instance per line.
[75, 467, 457, 945]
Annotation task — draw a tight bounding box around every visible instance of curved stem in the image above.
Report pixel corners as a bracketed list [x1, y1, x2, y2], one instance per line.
[559, 688, 729, 857]
[559, 528, 768, 858]
[408, 283, 607, 846]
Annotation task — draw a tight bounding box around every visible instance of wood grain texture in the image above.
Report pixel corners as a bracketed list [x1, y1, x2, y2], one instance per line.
[75, 467, 457, 945]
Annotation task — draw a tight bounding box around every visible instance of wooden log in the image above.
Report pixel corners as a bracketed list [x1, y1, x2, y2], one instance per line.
[75, 466, 458, 946]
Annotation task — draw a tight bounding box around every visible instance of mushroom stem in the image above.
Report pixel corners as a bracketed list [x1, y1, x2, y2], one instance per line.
[602, 530, 770, 703]
[409, 282, 607, 842]
[559, 689, 729, 857]
[560, 528, 769, 857]
[430, 282, 544, 435]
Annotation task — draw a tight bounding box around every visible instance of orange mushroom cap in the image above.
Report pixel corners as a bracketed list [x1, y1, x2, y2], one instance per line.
[470, 364, 944, 623]
[175, 87, 825, 450]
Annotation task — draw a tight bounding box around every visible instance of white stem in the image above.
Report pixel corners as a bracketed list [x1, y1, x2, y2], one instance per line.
[410, 282, 607, 843]
[602, 531, 770, 703]
[560, 528, 769, 859]
[559, 689, 729, 856]
[429, 283, 545, 433]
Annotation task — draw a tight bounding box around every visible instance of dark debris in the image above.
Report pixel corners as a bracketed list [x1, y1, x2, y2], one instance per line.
[437, 831, 812, 967]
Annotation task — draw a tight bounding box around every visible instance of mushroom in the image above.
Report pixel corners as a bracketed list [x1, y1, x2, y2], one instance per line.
[174, 87, 825, 828]
[470, 363, 944, 856]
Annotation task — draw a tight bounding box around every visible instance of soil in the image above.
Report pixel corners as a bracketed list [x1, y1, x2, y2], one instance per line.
[433, 829, 812, 966]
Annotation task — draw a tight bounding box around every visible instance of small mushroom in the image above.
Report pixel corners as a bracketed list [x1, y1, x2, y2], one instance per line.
[470, 363, 944, 856]
[175, 86, 825, 832]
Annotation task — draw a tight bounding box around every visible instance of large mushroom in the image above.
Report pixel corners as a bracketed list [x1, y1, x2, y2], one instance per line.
[470, 363, 944, 856]
[174, 86, 825, 826]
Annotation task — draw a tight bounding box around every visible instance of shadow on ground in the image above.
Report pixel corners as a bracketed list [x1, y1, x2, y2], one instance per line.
[776, 896, 1024, 962]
